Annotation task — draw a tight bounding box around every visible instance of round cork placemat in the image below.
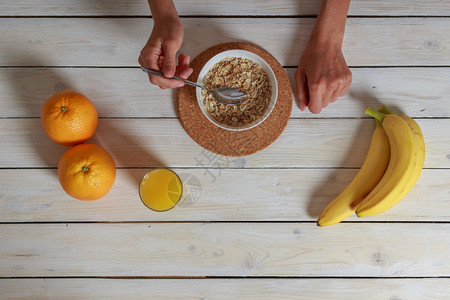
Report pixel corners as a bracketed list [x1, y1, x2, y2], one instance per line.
[177, 42, 292, 157]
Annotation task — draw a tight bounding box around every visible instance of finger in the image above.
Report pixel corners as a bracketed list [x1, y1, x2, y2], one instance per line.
[162, 41, 178, 78]
[330, 87, 341, 103]
[294, 69, 308, 111]
[158, 56, 164, 70]
[176, 53, 185, 71]
[145, 62, 170, 88]
[147, 74, 183, 88]
[148, 68, 184, 89]
[139, 46, 183, 89]
[340, 70, 352, 97]
[340, 80, 351, 97]
[308, 82, 323, 114]
[141, 50, 164, 85]
[146, 55, 184, 88]
[154, 77, 184, 89]
[147, 71, 184, 89]
[179, 67, 193, 80]
[178, 54, 190, 70]
[329, 79, 344, 103]
[177, 54, 193, 79]
[138, 55, 144, 67]
[321, 91, 332, 109]
[139, 44, 161, 68]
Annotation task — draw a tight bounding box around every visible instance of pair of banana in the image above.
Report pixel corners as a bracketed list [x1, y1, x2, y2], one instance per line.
[317, 105, 425, 227]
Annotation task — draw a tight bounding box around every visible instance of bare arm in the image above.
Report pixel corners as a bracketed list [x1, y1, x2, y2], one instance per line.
[295, 0, 352, 113]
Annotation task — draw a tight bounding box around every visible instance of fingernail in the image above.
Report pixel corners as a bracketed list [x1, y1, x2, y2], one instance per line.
[177, 82, 184, 87]
[300, 104, 306, 111]
[164, 68, 174, 76]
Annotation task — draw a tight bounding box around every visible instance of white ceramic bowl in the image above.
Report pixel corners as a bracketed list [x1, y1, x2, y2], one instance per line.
[196, 50, 278, 131]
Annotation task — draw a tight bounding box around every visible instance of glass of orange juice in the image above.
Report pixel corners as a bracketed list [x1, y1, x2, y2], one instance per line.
[139, 168, 184, 212]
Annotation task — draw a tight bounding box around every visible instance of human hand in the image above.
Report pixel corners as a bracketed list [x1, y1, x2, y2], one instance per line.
[138, 17, 193, 89]
[295, 40, 352, 114]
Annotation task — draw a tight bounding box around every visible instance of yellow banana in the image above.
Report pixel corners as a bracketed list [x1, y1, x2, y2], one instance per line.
[355, 107, 416, 217]
[356, 106, 425, 216]
[317, 118, 390, 226]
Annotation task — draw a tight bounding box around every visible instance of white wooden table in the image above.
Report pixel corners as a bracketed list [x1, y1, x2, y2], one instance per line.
[1, 1, 450, 298]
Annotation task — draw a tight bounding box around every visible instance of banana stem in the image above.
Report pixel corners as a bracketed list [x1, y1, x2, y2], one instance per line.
[365, 107, 385, 122]
[378, 104, 396, 115]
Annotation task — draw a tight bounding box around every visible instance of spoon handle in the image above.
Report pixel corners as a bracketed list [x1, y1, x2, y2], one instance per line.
[140, 66, 207, 91]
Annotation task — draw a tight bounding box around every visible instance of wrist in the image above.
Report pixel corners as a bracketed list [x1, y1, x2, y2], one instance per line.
[149, 0, 180, 24]
[309, 0, 350, 47]
[154, 14, 182, 29]
[308, 27, 344, 52]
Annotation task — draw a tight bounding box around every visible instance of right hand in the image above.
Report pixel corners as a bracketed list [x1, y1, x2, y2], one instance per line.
[295, 39, 352, 114]
[138, 17, 193, 89]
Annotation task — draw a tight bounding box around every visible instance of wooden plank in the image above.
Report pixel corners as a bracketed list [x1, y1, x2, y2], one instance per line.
[1, 18, 449, 67]
[1, 223, 449, 277]
[1, 278, 450, 299]
[1, 67, 449, 118]
[0, 119, 448, 169]
[0, 169, 448, 222]
[1, 0, 449, 16]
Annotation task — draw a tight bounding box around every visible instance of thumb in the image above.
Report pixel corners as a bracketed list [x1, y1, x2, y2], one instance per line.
[295, 69, 308, 111]
[162, 41, 178, 78]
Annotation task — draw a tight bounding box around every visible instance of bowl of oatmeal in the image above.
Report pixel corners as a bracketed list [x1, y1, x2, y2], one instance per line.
[196, 50, 278, 131]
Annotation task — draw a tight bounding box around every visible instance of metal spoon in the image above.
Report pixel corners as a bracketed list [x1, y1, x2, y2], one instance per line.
[140, 66, 247, 105]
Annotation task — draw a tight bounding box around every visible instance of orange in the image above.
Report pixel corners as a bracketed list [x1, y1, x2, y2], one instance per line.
[41, 90, 98, 147]
[58, 144, 116, 201]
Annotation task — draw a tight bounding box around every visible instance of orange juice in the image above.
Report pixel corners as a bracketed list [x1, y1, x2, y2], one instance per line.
[139, 168, 183, 212]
